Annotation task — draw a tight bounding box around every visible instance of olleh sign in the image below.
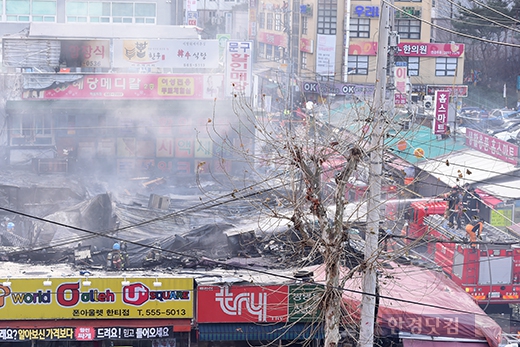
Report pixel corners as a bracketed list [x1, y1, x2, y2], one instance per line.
[0, 278, 194, 320]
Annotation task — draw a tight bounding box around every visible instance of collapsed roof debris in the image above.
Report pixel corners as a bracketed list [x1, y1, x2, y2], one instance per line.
[0, 170, 364, 272]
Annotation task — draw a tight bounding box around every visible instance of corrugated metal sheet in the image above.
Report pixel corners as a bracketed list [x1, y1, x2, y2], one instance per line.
[28, 22, 201, 39]
[478, 179, 520, 200]
[3, 39, 60, 68]
[198, 323, 324, 341]
[416, 149, 518, 187]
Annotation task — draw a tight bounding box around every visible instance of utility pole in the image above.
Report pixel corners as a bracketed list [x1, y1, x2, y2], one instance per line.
[358, 1, 389, 347]
[343, 0, 352, 82]
[284, 2, 294, 129]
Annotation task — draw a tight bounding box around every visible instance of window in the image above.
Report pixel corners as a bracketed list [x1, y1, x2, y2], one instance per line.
[10, 114, 54, 146]
[436, 57, 457, 76]
[266, 12, 273, 30]
[112, 3, 133, 23]
[134, 3, 155, 23]
[301, 16, 308, 35]
[67, 1, 88, 22]
[301, 51, 307, 70]
[258, 12, 265, 29]
[6, 0, 56, 22]
[274, 12, 282, 31]
[395, 56, 419, 76]
[349, 17, 369, 38]
[66, 1, 156, 24]
[258, 42, 265, 58]
[266, 44, 273, 59]
[317, 0, 337, 35]
[347, 55, 369, 75]
[88, 2, 111, 22]
[397, 19, 420, 39]
[274, 45, 281, 60]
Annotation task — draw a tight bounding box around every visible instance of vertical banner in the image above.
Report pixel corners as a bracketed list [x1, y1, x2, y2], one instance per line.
[225, 41, 253, 97]
[433, 90, 450, 135]
[186, 0, 197, 25]
[394, 66, 407, 107]
[316, 34, 336, 76]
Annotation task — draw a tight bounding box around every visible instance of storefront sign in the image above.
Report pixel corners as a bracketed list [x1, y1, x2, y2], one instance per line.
[288, 285, 323, 322]
[0, 278, 193, 320]
[466, 128, 519, 165]
[353, 5, 379, 17]
[349, 41, 464, 58]
[61, 40, 110, 68]
[113, 39, 219, 69]
[0, 326, 174, 341]
[394, 66, 408, 107]
[21, 74, 223, 100]
[197, 285, 288, 323]
[300, 37, 313, 53]
[257, 32, 286, 46]
[394, 6, 421, 19]
[433, 90, 449, 135]
[302, 81, 375, 97]
[427, 85, 468, 97]
[225, 41, 253, 97]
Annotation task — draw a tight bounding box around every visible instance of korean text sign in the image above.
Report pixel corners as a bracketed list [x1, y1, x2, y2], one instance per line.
[466, 128, 519, 165]
[113, 39, 219, 69]
[433, 90, 450, 135]
[23, 74, 207, 100]
[225, 41, 253, 97]
[0, 277, 193, 320]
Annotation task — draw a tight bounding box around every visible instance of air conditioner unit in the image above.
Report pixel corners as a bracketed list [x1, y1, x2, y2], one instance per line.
[424, 95, 433, 109]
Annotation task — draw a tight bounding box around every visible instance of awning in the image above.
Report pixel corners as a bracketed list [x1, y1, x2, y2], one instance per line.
[403, 339, 490, 347]
[197, 323, 324, 341]
[417, 149, 519, 187]
[474, 188, 503, 209]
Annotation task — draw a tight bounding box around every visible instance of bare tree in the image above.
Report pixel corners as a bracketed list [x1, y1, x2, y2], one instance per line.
[196, 82, 411, 346]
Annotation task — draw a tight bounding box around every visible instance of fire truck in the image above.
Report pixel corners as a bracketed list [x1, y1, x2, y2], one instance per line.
[398, 200, 520, 305]
[397, 200, 520, 333]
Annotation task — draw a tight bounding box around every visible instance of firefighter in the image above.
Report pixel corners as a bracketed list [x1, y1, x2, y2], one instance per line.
[107, 242, 126, 270]
[465, 219, 484, 247]
[440, 186, 463, 229]
[462, 184, 481, 223]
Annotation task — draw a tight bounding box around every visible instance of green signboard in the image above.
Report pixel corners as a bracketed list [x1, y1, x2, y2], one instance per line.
[288, 284, 324, 322]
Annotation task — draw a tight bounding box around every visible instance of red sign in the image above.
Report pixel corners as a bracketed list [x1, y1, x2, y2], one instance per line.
[466, 128, 519, 165]
[197, 285, 289, 323]
[22, 74, 205, 100]
[300, 37, 313, 53]
[427, 85, 468, 97]
[433, 90, 450, 135]
[349, 42, 464, 57]
[257, 32, 287, 47]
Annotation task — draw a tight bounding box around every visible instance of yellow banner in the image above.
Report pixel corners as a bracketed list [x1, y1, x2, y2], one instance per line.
[0, 277, 193, 320]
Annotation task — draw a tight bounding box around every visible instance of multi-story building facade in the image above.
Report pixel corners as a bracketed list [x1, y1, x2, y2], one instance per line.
[252, 0, 466, 104]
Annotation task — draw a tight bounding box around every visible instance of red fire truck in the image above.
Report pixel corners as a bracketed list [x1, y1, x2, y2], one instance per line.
[403, 200, 520, 306]
[391, 200, 520, 333]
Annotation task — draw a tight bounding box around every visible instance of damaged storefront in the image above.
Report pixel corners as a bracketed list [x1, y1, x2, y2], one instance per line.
[195, 283, 325, 347]
[0, 277, 193, 347]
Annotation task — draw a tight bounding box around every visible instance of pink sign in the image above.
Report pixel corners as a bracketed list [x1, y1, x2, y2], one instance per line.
[466, 128, 519, 165]
[257, 32, 286, 46]
[433, 90, 450, 135]
[349, 42, 464, 57]
[23, 74, 205, 100]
